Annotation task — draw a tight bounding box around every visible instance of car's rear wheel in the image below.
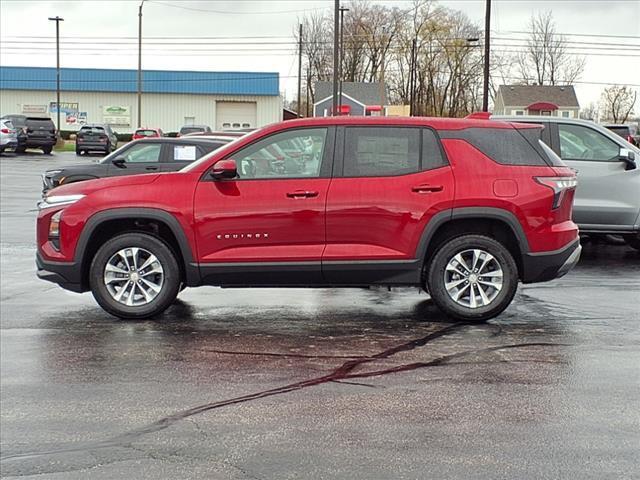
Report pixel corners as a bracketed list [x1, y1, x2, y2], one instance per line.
[426, 234, 518, 322]
[42, 146, 53, 154]
[89, 233, 181, 319]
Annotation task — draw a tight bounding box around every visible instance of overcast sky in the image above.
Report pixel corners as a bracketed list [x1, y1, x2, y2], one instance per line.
[1, 0, 639, 109]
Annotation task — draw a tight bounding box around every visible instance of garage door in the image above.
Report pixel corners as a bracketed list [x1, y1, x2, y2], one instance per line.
[216, 101, 257, 130]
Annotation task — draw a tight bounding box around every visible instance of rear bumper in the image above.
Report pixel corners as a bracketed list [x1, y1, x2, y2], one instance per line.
[36, 252, 85, 293]
[521, 239, 581, 284]
[77, 141, 109, 150]
[25, 137, 56, 148]
[0, 139, 18, 149]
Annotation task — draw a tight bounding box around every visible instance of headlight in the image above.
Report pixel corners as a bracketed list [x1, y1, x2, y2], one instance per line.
[38, 194, 85, 210]
[45, 170, 63, 177]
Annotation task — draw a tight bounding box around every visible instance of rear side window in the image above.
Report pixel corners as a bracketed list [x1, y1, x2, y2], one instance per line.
[343, 127, 420, 177]
[422, 129, 448, 170]
[441, 127, 548, 166]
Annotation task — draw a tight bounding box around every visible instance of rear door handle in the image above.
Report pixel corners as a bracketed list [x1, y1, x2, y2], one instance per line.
[286, 190, 319, 198]
[412, 184, 443, 193]
[145, 166, 159, 171]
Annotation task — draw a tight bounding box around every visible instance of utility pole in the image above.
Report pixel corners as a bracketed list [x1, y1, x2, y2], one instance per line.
[482, 0, 491, 112]
[297, 24, 303, 117]
[338, 6, 349, 114]
[379, 29, 387, 116]
[409, 37, 416, 116]
[306, 67, 311, 117]
[48, 16, 64, 134]
[138, 0, 146, 128]
[332, 0, 339, 116]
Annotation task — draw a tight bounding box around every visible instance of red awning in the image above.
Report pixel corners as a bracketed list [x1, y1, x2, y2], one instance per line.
[527, 101, 558, 111]
[366, 105, 383, 112]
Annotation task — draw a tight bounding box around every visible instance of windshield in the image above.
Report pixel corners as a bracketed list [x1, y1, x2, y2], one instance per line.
[135, 129, 158, 137]
[80, 127, 105, 134]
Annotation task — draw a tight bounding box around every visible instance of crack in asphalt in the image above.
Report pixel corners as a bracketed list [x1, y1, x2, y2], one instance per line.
[0, 323, 566, 468]
[200, 349, 366, 360]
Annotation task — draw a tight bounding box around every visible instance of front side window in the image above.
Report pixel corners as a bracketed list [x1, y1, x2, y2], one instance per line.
[120, 143, 162, 163]
[558, 124, 619, 161]
[231, 128, 327, 179]
[343, 127, 420, 177]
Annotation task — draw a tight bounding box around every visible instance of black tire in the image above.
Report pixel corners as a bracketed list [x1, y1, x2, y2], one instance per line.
[42, 146, 53, 154]
[89, 232, 181, 319]
[426, 234, 518, 322]
[15, 146, 26, 153]
[76, 149, 82, 156]
[625, 235, 640, 251]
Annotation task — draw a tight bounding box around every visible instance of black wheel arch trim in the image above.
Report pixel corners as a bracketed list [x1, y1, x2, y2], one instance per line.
[74, 208, 199, 287]
[415, 207, 531, 264]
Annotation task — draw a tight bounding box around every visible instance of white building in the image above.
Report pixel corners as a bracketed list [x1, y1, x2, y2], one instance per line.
[0, 66, 282, 133]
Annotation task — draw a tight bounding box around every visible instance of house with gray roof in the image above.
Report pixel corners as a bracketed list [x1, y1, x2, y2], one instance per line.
[313, 81, 387, 117]
[493, 85, 580, 118]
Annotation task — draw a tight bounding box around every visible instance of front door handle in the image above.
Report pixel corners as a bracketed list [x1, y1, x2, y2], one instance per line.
[412, 184, 443, 193]
[286, 190, 319, 198]
[145, 166, 159, 171]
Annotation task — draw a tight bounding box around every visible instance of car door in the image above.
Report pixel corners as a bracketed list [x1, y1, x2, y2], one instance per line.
[107, 141, 164, 176]
[323, 126, 454, 284]
[193, 127, 334, 285]
[162, 142, 224, 172]
[555, 122, 640, 229]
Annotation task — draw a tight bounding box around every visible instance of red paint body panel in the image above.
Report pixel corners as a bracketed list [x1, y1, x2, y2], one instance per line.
[193, 178, 330, 262]
[324, 167, 455, 260]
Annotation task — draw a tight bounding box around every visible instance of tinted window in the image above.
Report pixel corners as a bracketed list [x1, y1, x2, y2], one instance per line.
[422, 129, 447, 170]
[26, 118, 55, 130]
[443, 127, 548, 166]
[232, 128, 327, 179]
[344, 127, 420, 177]
[606, 126, 631, 138]
[80, 126, 105, 134]
[558, 124, 619, 162]
[180, 127, 204, 135]
[135, 129, 158, 137]
[120, 143, 162, 163]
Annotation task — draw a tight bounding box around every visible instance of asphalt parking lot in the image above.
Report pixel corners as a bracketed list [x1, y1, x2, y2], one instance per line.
[1, 151, 639, 479]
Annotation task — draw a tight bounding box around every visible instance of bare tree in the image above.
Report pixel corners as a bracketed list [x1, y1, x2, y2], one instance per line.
[579, 102, 598, 121]
[516, 12, 585, 85]
[600, 86, 637, 123]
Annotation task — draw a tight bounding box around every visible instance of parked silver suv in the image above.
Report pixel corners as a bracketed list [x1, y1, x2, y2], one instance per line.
[494, 116, 640, 251]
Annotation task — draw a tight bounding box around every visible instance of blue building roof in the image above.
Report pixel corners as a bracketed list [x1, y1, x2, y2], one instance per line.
[0, 66, 279, 96]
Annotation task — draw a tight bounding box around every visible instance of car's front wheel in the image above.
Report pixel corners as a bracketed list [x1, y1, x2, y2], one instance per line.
[426, 234, 518, 322]
[625, 234, 640, 251]
[89, 233, 181, 319]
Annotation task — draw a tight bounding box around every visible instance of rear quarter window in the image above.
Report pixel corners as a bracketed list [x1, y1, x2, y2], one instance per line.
[441, 127, 549, 166]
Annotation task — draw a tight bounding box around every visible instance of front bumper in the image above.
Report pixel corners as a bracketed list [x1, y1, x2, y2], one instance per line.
[36, 252, 85, 293]
[521, 239, 582, 284]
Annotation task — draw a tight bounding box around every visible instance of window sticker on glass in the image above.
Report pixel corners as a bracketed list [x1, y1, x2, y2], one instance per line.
[174, 145, 197, 161]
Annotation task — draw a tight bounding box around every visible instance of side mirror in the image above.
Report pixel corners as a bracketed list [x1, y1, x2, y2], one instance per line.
[112, 157, 126, 168]
[210, 159, 237, 180]
[620, 149, 637, 170]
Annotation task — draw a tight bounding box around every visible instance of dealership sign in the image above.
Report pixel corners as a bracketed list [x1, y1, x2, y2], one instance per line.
[21, 104, 48, 114]
[102, 105, 130, 125]
[50, 102, 79, 114]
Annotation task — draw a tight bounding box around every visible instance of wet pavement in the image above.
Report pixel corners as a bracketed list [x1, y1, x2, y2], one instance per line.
[1, 151, 639, 479]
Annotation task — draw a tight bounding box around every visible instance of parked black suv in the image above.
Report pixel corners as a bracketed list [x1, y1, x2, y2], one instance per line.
[0, 115, 57, 154]
[76, 124, 119, 155]
[178, 124, 212, 136]
[42, 136, 232, 194]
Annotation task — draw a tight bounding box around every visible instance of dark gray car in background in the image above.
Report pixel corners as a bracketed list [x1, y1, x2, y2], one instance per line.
[42, 136, 231, 194]
[494, 116, 640, 250]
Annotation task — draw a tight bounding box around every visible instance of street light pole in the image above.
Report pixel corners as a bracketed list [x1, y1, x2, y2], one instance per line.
[48, 16, 64, 134]
[138, 0, 145, 128]
[338, 6, 349, 114]
[482, 0, 491, 112]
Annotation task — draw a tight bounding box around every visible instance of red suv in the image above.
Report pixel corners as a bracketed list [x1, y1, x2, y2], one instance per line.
[36, 116, 581, 321]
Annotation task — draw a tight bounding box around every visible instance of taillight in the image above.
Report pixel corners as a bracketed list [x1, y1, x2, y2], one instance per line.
[535, 176, 578, 209]
[0, 128, 10, 134]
